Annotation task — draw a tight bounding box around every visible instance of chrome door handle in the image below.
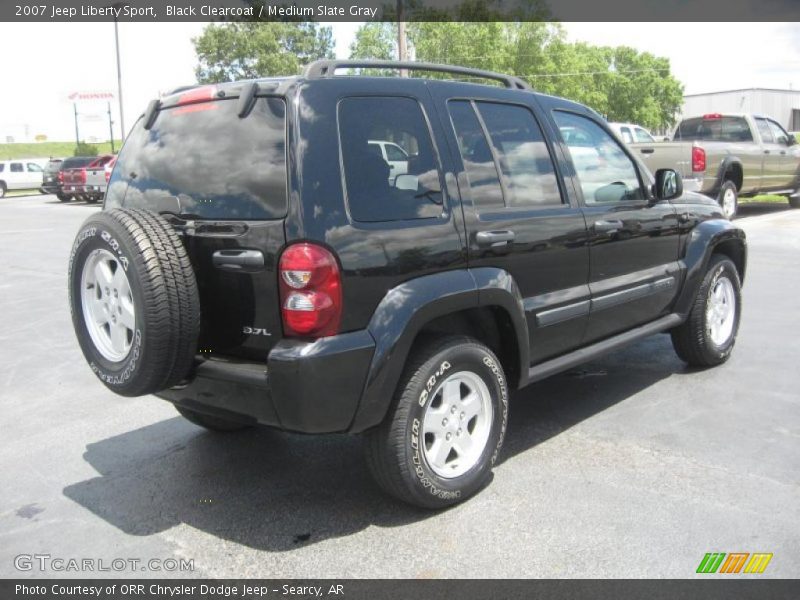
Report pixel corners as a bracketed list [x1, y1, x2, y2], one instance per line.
[475, 230, 515, 247]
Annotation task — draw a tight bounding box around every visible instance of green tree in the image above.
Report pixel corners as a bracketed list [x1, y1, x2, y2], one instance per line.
[192, 22, 334, 83]
[349, 23, 397, 61]
[74, 142, 98, 157]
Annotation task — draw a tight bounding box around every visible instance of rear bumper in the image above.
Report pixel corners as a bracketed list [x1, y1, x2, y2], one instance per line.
[155, 329, 376, 433]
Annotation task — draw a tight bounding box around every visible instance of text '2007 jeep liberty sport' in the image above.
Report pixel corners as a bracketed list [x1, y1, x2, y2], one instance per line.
[68, 61, 746, 509]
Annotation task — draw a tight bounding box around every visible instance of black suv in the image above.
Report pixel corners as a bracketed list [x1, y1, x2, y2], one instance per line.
[68, 61, 746, 508]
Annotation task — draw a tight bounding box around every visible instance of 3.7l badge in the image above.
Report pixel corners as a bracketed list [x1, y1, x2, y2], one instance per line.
[243, 327, 271, 336]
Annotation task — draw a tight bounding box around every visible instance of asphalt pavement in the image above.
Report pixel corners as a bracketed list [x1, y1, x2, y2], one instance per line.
[0, 195, 798, 578]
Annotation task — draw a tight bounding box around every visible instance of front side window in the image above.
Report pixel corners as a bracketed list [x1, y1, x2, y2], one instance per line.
[634, 128, 655, 143]
[756, 118, 774, 143]
[554, 111, 645, 206]
[27, 163, 43, 172]
[767, 120, 789, 145]
[339, 97, 444, 222]
[385, 143, 408, 162]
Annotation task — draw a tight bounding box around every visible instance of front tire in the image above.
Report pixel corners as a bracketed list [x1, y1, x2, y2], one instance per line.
[365, 336, 509, 509]
[671, 255, 742, 367]
[789, 193, 800, 209]
[0, 182, 6, 198]
[717, 180, 738, 219]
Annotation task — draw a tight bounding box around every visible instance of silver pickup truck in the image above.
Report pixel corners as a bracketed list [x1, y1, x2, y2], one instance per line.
[630, 113, 800, 217]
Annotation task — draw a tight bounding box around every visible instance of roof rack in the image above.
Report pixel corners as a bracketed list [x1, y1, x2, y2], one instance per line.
[304, 60, 532, 91]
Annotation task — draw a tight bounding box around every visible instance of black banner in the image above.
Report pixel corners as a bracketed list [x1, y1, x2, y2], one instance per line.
[3, 580, 800, 600]
[3, 0, 800, 22]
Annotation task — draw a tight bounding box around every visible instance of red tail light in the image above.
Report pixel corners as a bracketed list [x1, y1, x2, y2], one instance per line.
[105, 158, 115, 182]
[691, 146, 706, 172]
[77, 169, 86, 184]
[57, 171, 64, 183]
[279, 243, 342, 338]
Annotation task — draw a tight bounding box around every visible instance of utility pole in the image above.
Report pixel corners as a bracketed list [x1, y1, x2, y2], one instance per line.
[397, 0, 407, 77]
[73, 103, 81, 148]
[112, 7, 126, 140]
[107, 102, 115, 153]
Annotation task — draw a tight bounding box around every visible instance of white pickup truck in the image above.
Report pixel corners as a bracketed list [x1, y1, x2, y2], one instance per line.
[629, 113, 800, 218]
[83, 156, 116, 203]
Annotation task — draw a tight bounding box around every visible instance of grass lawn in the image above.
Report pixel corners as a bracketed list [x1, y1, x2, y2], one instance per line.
[740, 194, 790, 204]
[0, 141, 122, 160]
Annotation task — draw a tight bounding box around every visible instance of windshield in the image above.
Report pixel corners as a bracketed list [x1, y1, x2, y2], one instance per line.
[106, 97, 287, 220]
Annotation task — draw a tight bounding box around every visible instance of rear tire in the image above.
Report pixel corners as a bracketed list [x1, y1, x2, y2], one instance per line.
[365, 336, 508, 509]
[671, 255, 741, 367]
[0, 182, 6, 198]
[789, 194, 800, 209]
[58, 193, 70, 202]
[69, 208, 201, 396]
[176, 406, 251, 432]
[717, 180, 738, 219]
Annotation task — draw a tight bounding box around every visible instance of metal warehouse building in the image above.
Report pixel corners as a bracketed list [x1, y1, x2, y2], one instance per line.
[680, 88, 800, 131]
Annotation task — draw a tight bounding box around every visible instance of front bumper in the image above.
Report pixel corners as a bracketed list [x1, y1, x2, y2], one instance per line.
[156, 330, 376, 433]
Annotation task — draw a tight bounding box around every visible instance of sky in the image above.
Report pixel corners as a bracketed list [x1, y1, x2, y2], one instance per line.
[0, 22, 798, 142]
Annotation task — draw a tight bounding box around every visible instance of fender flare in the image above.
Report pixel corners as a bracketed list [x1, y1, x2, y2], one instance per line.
[348, 267, 529, 432]
[709, 156, 743, 196]
[673, 219, 747, 317]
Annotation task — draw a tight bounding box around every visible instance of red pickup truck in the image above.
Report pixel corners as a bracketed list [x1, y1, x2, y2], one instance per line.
[61, 154, 115, 203]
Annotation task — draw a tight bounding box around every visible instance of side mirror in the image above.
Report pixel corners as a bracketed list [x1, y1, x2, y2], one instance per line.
[786, 135, 797, 146]
[653, 168, 683, 201]
[394, 174, 419, 190]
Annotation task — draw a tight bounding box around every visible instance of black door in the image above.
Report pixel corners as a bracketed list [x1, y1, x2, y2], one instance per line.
[432, 85, 591, 364]
[550, 110, 681, 343]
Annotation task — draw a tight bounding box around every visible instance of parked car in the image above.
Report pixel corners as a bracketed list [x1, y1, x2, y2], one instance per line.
[368, 139, 409, 181]
[82, 156, 117, 203]
[67, 60, 747, 509]
[608, 122, 658, 144]
[0, 159, 45, 197]
[629, 113, 800, 218]
[60, 155, 113, 202]
[40, 158, 64, 195]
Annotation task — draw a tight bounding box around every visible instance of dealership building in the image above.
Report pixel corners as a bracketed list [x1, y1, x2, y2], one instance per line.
[680, 88, 800, 131]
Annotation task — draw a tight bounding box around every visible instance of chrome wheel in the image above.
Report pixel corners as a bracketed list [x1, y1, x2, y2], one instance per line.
[80, 248, 135, 362]
[721, 187, 736, 219]
[422, 371, 493, 479]
[706, 276, 735, 346]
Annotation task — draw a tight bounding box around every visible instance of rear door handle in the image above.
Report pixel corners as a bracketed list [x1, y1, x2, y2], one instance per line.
[212, 249, 264, 272]
[475, 230, 515, 247]
[593, 219, 624, 233]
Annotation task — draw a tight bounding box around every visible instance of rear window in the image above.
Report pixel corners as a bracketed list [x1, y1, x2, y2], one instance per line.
[45, 160, 63, 173]
[107, 97, 287, 220]
[61, 157, 96, 169]
[674, 116, 753, 142]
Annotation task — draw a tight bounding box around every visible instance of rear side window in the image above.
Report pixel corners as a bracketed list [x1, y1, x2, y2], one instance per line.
[675, 116, 753, 142]
[108, 97, 287, 220]
[10, 163, 23, 172]
[448, 100, 562, 211]
[0, 164, 4, 173]
[339, 96, 444, 222]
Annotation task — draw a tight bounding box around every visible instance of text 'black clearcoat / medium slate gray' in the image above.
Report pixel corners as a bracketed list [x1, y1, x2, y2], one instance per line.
[68, 60, 753, 508]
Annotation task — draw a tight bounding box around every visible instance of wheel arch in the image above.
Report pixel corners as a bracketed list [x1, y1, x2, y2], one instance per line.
[349, 268, 529, 432]
[712, 157, 743, 194]
[674, 219, 747, 317]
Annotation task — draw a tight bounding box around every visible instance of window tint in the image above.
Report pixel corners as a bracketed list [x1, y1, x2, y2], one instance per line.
[674, 116, 753, 142]
[554, 111, 644, 205]
[339, 97, 444, 222]
[767, 120, 789, 144]
[10, 163, 23, 172]
[448, 100, 504, 211]
[0, 164, 4, 173]
[756, 118, 774, 143]
[62, 157, 96, 169]
[475, 102, 562, 208]
[108, 97, 287, 220]
[634, 128, 655, 143]
[620, 127, 633, 144]
[27, 163, 43, 172]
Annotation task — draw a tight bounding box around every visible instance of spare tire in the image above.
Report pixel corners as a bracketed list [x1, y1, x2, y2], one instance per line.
[68, 208, 200, 397]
